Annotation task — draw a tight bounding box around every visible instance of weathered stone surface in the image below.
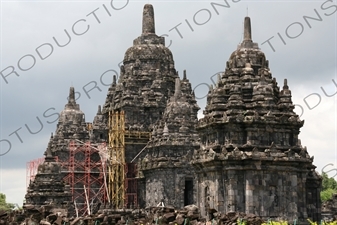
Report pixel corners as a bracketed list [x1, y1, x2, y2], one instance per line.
[217, 212, 263, 225]
[175, 214, 185, 225]
[25, 87, 105, 216]
[322, 194, 337, 221]
[140, 77, 200, 208]
[101, 4, 179, 166]
[24, 145, 73, 216]
[192, 17, 321, 222]
[185, 204, 199, 213]
[23, 3, 323, 222]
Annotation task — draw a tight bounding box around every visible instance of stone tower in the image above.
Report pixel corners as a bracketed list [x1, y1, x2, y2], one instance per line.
[192, 17, 321, 221]
[30, 87, 105, 216]
[102, 4, 179, 162]
[140, 74, 200, 208]
[48, 87, 90, 159]
[101, 4, 184, 208]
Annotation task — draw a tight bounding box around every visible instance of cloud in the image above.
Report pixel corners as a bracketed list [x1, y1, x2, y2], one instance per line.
[0, 168, 26, 205]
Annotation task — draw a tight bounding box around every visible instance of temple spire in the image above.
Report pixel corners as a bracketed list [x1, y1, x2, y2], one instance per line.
[68, 86, 76, 104]
[97, 105, 102, 115]
[239, 16, 258, 49]
[283, 79, 289, 90]
[113, 75, 117, 85]
[142, 4, 155, 34]
[244, 16, 252, 41]
[65, 86, 79, 110]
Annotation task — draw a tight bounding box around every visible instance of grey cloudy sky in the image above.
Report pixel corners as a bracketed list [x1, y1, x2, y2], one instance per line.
[0, 0, 336, 205]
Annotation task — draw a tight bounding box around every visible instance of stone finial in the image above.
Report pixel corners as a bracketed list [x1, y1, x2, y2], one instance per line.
[46, 145, 52, 158]
[244, 17, 252, 41]
[113, 75, 117, 85]
[44, 141, 55, 162]
[183, 70, 187, 80]
[283, 79, 289, 90]
[217, 73, 221, 86]
[142, 4, 155, 34]
[65, 86, 80, 110]
[163, 123, 169, 136]
[68, 87, 76, 105]
[97, 105, 102, 115]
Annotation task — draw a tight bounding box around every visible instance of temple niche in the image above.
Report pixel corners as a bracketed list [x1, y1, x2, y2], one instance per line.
[192, 17, 321, 222]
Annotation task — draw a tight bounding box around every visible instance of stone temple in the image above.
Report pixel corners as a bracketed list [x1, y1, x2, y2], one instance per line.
[25, 3, 322, 222]
[192, 17, 321, 221]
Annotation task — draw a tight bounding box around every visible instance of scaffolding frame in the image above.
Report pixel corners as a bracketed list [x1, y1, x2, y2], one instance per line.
[125, 163, 138, 208]
[26, 142, 107, 216]
[125, 131, 151, 144]
[124, 131, 150, 208]
[108, 111, 125, 208]
[27, 110, 152, 211]
[26, 157, 45, 188]
[65, 141, 107, 216]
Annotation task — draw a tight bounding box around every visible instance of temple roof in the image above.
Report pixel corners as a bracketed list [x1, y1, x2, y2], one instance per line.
[228, 17, 267, 70]
[198, 16, 303, 151]
[124, 4, 173, 62]
[102, 4, 178, 132]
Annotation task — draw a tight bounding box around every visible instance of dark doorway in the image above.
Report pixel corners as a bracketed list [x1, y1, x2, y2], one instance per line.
[184, 180, 193, 206]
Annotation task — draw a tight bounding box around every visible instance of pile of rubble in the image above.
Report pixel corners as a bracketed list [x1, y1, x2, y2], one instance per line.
[322, 194, 337, 221]
[216, 212, 263, 225]
[0, 205, 264, 225]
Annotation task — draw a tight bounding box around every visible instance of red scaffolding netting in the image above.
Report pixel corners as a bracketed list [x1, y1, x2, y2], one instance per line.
[125, 163, 138, 208]
[26, 141, 108, 216]
[63, 141, 108, 216]
[26, 157, 45, 189]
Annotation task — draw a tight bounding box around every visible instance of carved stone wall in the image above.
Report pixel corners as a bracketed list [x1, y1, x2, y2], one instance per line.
[193, 17, 321, 222]
[25, 6, 322, 221]
[24, 146, 73, 215]
[140, 77, 200, 208]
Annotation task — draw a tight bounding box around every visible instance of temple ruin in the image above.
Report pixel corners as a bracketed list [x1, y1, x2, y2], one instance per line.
[25, 4, 322, 222]
[24, 144, 73, 216]
[192, 17, 321, 222]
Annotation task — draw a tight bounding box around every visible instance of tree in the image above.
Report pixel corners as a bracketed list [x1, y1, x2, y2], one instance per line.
[321, 172, 337, 202]
[0, 193, 15, 212]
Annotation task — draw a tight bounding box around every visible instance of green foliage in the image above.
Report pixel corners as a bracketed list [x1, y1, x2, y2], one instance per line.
[321, 221, 337, 225]
[322, 173, 337, 190]
[261, 220, 337, 225]
[237, 219, 247, 225]
[307, 219, 318, 225]
[321, 172, 337, 202]
[0, 193, 15, 212]
[306, 219, 337, 225]
[321, 188, 336, 202]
